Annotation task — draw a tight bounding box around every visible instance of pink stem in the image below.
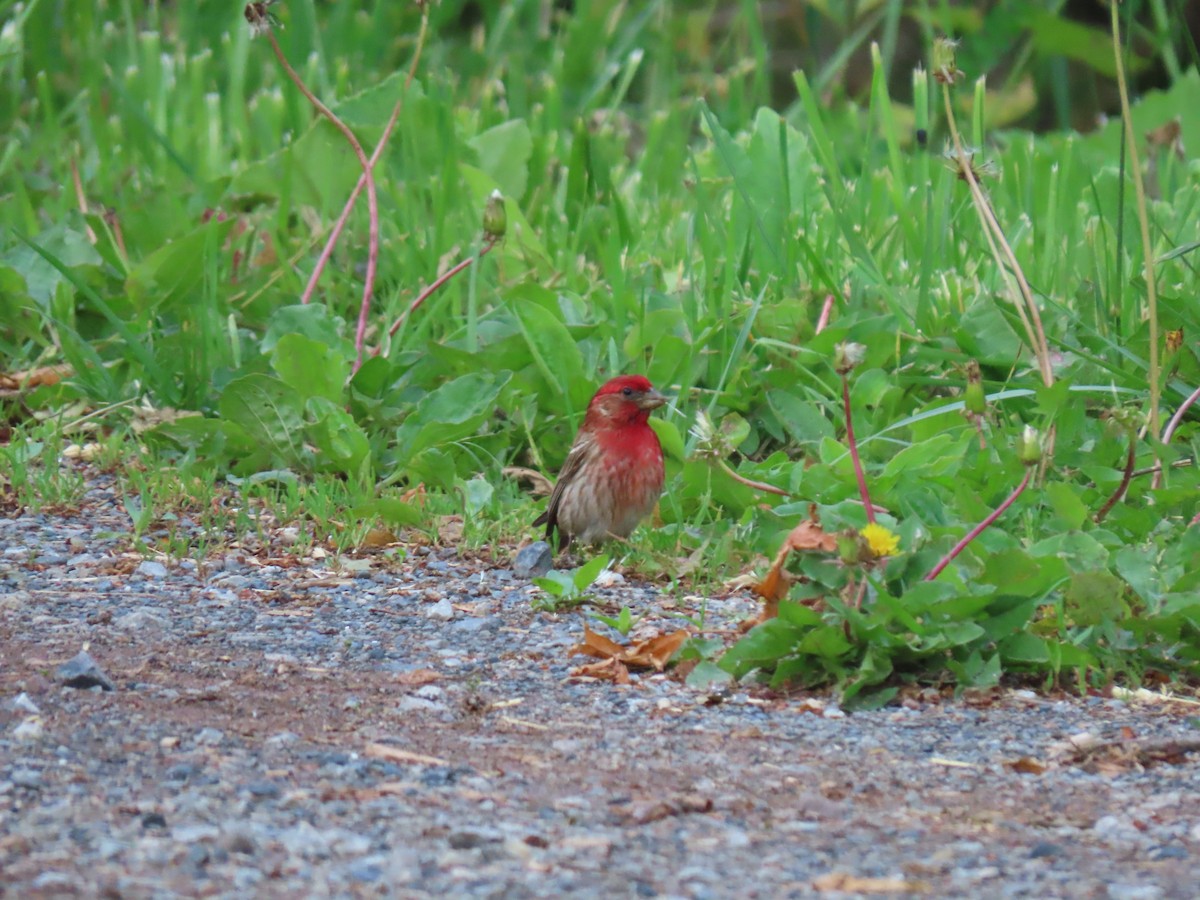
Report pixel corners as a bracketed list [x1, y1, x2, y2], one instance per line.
[381, 238, 498, 346]
[925, 467, 1033, 581]
[815, 293, 835, 334]
[266, 30, 377, 374]
[843, 375, 876, 524]
[300, 12, 429, 308]
[1152, 383, 1200, 489]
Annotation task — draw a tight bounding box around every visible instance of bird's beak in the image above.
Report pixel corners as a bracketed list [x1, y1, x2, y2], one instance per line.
[636, 388, 668, 411]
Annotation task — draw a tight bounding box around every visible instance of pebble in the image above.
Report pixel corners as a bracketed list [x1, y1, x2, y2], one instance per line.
[512, 542, 553, 579]
[12, 717, 44, 742]
[114, 608, 168, 630]
[56, 650, 117, 691]
[9, 692, 40, 714]
[2, 473, 1197, 899]
[136, 560, 169, 578]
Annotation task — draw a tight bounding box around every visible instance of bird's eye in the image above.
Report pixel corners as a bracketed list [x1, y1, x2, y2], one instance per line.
[621, 387, 633, 397]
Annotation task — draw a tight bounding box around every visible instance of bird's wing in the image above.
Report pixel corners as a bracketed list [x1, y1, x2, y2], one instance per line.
[532, 435, 595, 551]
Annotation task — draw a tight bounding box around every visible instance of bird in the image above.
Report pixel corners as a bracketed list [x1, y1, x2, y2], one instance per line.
[533, 375, 667, 551]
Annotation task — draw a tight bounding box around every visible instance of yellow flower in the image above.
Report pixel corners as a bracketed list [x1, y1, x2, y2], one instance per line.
[861, 523, 900, 558]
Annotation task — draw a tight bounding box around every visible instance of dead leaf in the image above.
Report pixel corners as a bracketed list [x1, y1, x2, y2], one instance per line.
[568, 625, 688, 672]
[394, 668, 441, 687]
[570, 657, 631, 684]
[400, 484, 426, 507]
[752, 505, 837, 617]
[502, 466, 554, 497]
[1008, 756, 1048, 775]
[437, 515, 463, 544]
[363, 743, 450, 767]
[0, 364, 72, 391]
[1145, 116, 1185, 160]
[361, 527, 400, 549]
[617, 793, 713, 825]
[813, 873, 929, 894]
[130, 405, 202, 432]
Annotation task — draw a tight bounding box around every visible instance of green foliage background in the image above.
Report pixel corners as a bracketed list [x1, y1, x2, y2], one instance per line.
[2, 0, 1199, 699]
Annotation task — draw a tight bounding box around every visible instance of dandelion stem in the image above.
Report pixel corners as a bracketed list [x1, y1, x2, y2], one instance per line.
[925, 467, 1032, 581]
[263, 28, 378, 374]
[843, 375, 876, 524]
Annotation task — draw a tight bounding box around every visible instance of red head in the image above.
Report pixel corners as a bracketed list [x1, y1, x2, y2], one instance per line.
[585, 375, 667, 429]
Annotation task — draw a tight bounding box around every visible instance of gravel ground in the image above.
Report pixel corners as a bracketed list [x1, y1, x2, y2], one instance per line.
[2, 472, 1199, 899]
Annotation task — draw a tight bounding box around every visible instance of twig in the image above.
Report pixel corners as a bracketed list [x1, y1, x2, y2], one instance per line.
[941, 87, 1052, 389]
[263, 27, 378, 374]
[300, 8, 430, 307]
[718, 460, 789, 497]
[1110, 1, 1161, 440]
[925, 467, 1032, 581]
[1094, 431, 1136, 524]
[1151, 383, 1200, 489]
[382, 238, 499, 344]
[843, 375, 876, 524]
[70, 157, 96, 243]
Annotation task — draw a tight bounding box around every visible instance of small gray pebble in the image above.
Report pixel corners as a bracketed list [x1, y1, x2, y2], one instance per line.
[114, 608, 167, 631]
[427, 598, 455, 621]
[195, 727, 225, 746]
[135, 560, 168, 578]
[12, 769, 43, 789]
[513, 542, 553, 579]
[9, 692, 40, 714]
[246, 780, 281, 799]
[57, 650, 116, 691]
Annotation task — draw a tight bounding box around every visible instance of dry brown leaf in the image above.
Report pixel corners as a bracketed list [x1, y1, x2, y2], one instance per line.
[400, 484, 427, 507]
[394, 668, 441, 687]
[130, 406, 202, 432]
[570, 657, 631, 684]
[568, 625, 688, 672]
[501, 466, 554, 497]
[618, 793, 713, 825]
[813, 873, 928, 894]
[437, 515, 463, 544]
[361, 527, 400, 549]
[363, 743, 450, 767]
[0, 364, 73, 391]
[1008, 756, 1048, 775]
[569, 626, 627, 661]
[625, 630, 689, 671]
[751, 506, 837, 618]
[1145, 116, 1184, 160]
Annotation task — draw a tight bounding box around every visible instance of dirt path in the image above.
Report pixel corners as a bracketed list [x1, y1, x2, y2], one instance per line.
[2, 475, 1198, 898]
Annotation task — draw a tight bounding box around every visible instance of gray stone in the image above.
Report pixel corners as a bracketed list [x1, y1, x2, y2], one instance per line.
[114, 608, 167, 631]
[195, 727, 225, 746]
[426, 598, 455, 621]
[57, 650, 116, 691]
[12, 768, 43, 789]
[513, 542, 553, 579]
[135, 560, 169, 578]
[9, 692, 40, 714]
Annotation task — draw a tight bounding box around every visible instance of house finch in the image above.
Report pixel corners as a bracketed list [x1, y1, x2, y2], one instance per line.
[534, 375, 667, 551]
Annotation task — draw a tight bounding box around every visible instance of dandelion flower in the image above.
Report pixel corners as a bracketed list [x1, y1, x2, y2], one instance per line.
[861, 523, 900, 558]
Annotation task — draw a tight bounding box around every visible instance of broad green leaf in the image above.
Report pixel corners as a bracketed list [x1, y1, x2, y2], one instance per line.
[467, 119, 533, 200]
[767, 390, 833, 447]
[3, 221, 102, 306]
[124, 217, 234, 312]
[218, 374, 307, 469]
[392, 370, 511, 466]
[511, 294, 589, 410]
[272, 333, 347, 403]
[305, 397, 371, 476]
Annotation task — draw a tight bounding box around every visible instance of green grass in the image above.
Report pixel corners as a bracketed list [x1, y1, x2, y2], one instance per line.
[2, 0, 1199, 701]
